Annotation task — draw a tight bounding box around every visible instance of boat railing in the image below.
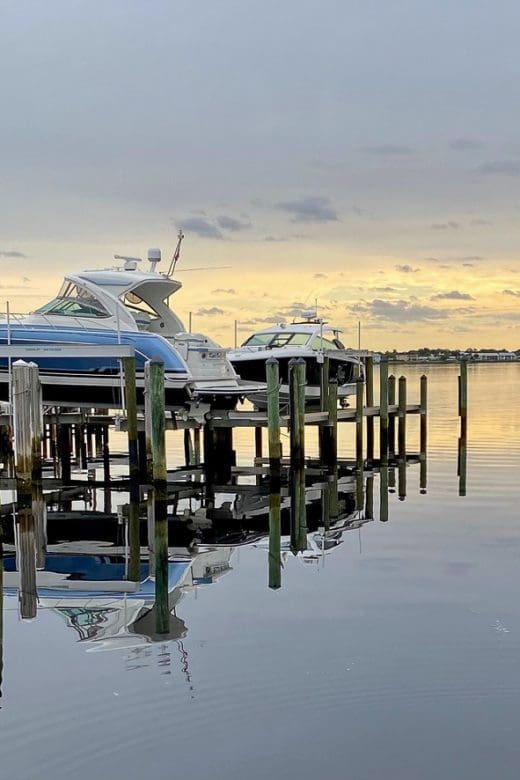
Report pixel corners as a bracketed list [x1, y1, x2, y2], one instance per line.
[0, 311, 101, 331]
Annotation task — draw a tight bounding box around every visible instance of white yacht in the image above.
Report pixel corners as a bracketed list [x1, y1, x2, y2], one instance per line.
[7, 238, 262, 409]
[228, 316, 364, 408]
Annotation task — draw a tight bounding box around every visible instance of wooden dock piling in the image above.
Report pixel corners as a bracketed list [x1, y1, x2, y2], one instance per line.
[379, 358, 389, 459]
[355, 378, 364, 471]
[379, 463, 389, 522]
[268, 489, 282, 589]
[266, 357, 281, 470]
[420, 374, 427, 492]
[325, 379, 338, 471]
[388, 374, 396, 455]
[459, 360, 468, 438]
[398, 376, 407, 458]
[365, 356, 374, 462]
[12, 361, 41, 500]
[123, 356, 139, 482]
[144, 360, 169, 635]
[17, 509, 37, 620]
[128, 498, 141, 583]
[289, 358, 306, 551]
[365, 475, 374, 520]
[289, 358, 306, 468]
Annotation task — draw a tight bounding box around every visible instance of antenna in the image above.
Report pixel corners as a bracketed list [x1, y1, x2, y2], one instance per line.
[168, 229, 185, 277]
[114, 254, 142, 272]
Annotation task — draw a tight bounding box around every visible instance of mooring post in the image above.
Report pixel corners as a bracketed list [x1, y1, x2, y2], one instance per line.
[379, 462, 389, 522]
[12, 361, 39, 504]
[379, 358, 389, 459]
[86, 425, 93, 460]
[318, 355, 330, 456]
[58, 425, 71, 484]
[458, 433, 467, 497]
[268, 486, 282, 590]
[325, 378, 338, 471]
[203, 422, 217, 480]
[365, 356, 374, 462]
[183, 429, 194, 467]
[398, 376, 407, 458]
[193, 427, 201, 466]
[123, 355, 139, 482]
[388, 374, 396, 455]
[266, 358, 281, 470]
[420, 374, 427, 492]
[459, 359, 468, 438]
[356, 468, 364, 512]
[27, 363, 42, 482]
[102, 425, 110, 483]
[144, 360, 169, 635]
[32, 480, 47, 570]
[398, 457, 406, 501]
[268, 360, 282, 588]
[94, 425, 103, 459]
[17, 508, 37, 620]
[365, 475, 374, 520]
[289, 358, 306, 468]
[254, 426, 263, 462]
[214, 427, 235, 481]
[289, 358, 306, 551]
[80, 424, 88, 470]
[355, 377, 364, 471]
[73, 425, 81, 466]
[128, 497, 141, 583]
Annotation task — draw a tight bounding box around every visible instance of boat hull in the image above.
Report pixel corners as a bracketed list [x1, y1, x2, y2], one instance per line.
[228, 350, 362, 408]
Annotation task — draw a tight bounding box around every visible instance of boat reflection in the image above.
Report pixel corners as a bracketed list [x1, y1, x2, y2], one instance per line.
[0, 454, 427, 693]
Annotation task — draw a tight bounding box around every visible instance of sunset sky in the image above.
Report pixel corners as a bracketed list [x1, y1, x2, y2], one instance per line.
[2, 0, 520, 350]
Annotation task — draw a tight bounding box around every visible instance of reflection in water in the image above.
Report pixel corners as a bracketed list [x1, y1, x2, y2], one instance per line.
[0, 446, 431, 697]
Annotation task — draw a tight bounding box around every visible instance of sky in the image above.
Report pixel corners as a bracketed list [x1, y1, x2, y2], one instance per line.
[1, 0, 520, 350]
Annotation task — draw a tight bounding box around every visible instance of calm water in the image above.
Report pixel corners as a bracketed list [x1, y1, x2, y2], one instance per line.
[1, 363, 520, 780]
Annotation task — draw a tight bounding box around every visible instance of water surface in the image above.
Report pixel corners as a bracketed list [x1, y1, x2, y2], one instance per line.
[1, 363, 519, 780]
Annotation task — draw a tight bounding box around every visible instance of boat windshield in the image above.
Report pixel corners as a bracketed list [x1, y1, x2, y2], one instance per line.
[310, 336, 341, 350]
[34, 282, 109, 318]
[242, 331, 311, 347]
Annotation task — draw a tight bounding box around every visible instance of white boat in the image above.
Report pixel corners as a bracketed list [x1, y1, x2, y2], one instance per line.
[4, 237, 263, 409]
[228, 316, 364, 408]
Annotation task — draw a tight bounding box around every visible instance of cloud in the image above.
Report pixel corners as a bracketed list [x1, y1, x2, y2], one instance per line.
[0, 250, 27, 258]
[431, 221, 460, 230]
[449, 137, 483, 151]
[363, 144, 413, 156]
[477, 160, 520, 176]
[263, 235, 289, 242]
[395, 264, 420, 273]
[431, 290, 475, 301]
[180, 217, 223, 239]
[350, 298, 449, 322]
[211, 288, 236, 294]
[216, 215, 251, 232]
[370, 286, 398, 292]
[193, 306, 225, 316]
[503, 289, 520, 297]
[276, 196, 339, 223]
